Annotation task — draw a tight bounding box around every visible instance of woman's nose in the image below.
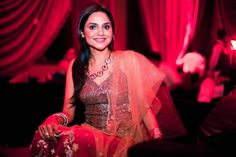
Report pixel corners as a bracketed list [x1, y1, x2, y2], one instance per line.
[97, 27, 104, 35]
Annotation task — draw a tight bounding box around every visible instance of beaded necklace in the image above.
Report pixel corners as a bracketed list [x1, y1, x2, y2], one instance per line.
[88, 53, 111, 79]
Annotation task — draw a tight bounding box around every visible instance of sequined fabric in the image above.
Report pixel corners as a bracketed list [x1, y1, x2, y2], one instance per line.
[80, 70, 132, 136]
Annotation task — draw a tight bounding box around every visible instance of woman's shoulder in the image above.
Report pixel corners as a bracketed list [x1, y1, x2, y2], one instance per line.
[115, 49, 142, 54]
[67, 58, 76, 70]
[114, 50, 155, 69]
[114, 50, 146, 59]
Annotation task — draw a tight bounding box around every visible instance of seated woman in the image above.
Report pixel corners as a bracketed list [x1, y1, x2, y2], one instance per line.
[30, 3, 186, 157]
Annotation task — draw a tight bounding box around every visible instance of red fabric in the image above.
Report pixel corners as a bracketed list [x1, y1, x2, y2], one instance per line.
[138, 0, 200, 67]
[212, 0, 236, 38]
[1, 0, 236, 78]
[0, 0, 71, 76]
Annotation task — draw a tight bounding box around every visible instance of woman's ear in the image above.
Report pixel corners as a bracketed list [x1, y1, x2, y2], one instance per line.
[81, 32, 85, 38]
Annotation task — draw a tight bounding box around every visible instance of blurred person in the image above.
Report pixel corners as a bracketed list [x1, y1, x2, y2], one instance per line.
[197, 28, 236, 103]
[148, 52, 182, 91]
[175, 47, 206, 99]
[176, 50, 206, 78]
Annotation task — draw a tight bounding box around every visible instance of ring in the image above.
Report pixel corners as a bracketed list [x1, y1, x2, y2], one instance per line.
[45, 132, 49, 136]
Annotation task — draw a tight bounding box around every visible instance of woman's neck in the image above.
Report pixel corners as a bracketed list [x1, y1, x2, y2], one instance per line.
[89, 49, 111, 66]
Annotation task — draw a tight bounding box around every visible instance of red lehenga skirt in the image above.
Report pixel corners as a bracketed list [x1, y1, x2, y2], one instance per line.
[30, 124, 134, 157]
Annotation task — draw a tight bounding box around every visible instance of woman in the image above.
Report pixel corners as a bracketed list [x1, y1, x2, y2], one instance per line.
[30, 3, 184, 157]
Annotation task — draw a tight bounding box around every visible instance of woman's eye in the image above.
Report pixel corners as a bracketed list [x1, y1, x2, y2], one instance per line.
[104, 24, 111, 30]
[89, 25, 96, 30]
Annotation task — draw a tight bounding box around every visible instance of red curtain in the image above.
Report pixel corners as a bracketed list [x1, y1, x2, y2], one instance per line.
[0, 0, 71, 77]
[211, 0, 236, 41]
[138, 0, 200, 66]
[1, 0, 235, 77]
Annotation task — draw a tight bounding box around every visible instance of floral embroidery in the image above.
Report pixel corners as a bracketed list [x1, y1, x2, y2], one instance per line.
[62, 131, 75, 157]
[36, 139, 48, 157]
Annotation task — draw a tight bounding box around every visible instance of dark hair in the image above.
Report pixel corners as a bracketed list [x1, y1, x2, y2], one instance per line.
[217, 28, 227, 40]
[71, 3, 115, 106]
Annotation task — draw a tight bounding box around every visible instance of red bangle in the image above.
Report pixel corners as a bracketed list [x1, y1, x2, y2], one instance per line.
[53, 112, 68, 126]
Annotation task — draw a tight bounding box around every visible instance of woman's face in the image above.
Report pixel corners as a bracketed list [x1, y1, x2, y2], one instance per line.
[83, 11, 113, 51]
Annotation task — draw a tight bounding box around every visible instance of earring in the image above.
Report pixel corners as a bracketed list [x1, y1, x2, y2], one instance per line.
[81, 32, 85, 38]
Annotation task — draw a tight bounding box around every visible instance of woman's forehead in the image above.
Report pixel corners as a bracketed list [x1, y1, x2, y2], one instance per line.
[86, 11, 110, 23]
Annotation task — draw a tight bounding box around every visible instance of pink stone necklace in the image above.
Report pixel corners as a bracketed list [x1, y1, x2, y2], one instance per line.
[88, 53, 111, 79]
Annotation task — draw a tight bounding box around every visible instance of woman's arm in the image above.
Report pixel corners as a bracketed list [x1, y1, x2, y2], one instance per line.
[37, 59, 76, 141]
[62, 59, 76, 123]
[143, 108, 162, 139]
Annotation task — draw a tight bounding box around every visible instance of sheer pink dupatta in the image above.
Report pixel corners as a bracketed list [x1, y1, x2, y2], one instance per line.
[111, 50, 166, 142]
[112, 50, 187, 141]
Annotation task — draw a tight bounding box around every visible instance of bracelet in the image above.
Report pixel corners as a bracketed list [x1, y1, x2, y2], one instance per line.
[53, 112, 69, 126]
[150, 128, 162, 139]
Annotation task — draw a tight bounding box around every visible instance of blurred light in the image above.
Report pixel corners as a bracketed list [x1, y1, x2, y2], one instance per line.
[231, 40, 236, 50]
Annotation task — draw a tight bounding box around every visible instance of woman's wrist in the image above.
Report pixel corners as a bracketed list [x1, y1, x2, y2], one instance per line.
[150, 127, 162, 139]
[52, 112, 69, 126]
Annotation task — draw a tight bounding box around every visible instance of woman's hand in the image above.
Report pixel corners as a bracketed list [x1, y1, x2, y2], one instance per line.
[37, 115, 62, 142]
[143, 108, 163, 140]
